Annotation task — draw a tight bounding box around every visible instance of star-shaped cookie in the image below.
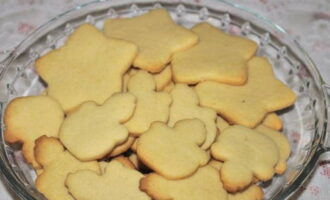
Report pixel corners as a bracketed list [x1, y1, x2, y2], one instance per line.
[262, 113, 283, 131]
[172, 22, 257, 85]
[35, 24, 137, 111]
[195, 57, 296, 128]
[104, 9, 198, 73]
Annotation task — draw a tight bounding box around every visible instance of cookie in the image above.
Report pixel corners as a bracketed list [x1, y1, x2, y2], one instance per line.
[262, 113, 283, 131]
[161, 81, 175, 92]
[140, 165, 227, 200]
[211, 125, 279, 192]
[208, 159, 223, 170]
[36, 169, 44, 175]
[208, 159, 264, 200]
[172, 23, 257, 85]
[99, 161, 109, 173]
[131, 139, 138, 152]
[59, 93, 136, 161]
[256, 125, 291, 174]
[114, 156, 136, 170]
[228, 185, 264, 200]
[128, 153, 141, 169]
[34, 136, 100, 200]
[129, 153, 151, 173]
[108, 136, 135, 157]
[66, 160, 150, 200]
[208, 160, 264, 200]
[137, 119, 209, 179]
[104, 9, 198, 73]
[101, 157, 136, 172]
[41, 89, 47, 95]
[123, 67, 172, 92]
[169, 84, 217, 149]
[36, 24, 137, 111]
[4, 96, 64, 168]
[195, 57, 297, 128]
[125, 71, 172, 136]
[216, 116, 230, 133]
[154, 65, 172, 91]
[122, 68, 139, 92]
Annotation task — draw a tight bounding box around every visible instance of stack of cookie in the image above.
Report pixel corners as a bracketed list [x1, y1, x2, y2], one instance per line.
[4, 9, 296, 200]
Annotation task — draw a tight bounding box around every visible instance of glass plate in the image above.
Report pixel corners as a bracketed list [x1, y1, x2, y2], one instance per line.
[0, 0, 329, 199]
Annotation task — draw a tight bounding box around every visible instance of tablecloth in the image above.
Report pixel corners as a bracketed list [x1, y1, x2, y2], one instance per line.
[0, 0, 329, 199]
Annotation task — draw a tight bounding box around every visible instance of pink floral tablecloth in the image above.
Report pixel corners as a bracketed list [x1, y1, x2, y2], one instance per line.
[0, 0, 329, 199]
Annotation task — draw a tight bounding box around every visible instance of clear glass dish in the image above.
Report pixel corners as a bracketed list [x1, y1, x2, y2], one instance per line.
[0, 0, 329, 199]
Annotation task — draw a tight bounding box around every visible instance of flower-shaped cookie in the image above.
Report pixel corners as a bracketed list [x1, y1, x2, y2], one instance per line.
[195, 57, 296, 128]
[211, 125, 280, 192]
[107, 136, 135, 157]
[140, 166, 227, 200]
[172, 23, 257, 85]
[99, 157, 136, 173]
[4, 96, 64, 168]
[137, 119, 209, 179]
[104, 9, 198, 73]
[122, 67, 172, 92]
[59, 93, 136, 161]
[35, 136, 100, 200]
[208, 160, 264, 200]
[36, 24, 137, 111]
[256, 125, 291, 174]
[66, 160, 150, 200]
[169, 84, 217, 149]
[228, 185, 264, 200]
[125, 71, 172, 136]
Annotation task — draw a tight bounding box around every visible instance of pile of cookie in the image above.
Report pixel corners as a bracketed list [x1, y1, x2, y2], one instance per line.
[4, 9, 296, 200]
